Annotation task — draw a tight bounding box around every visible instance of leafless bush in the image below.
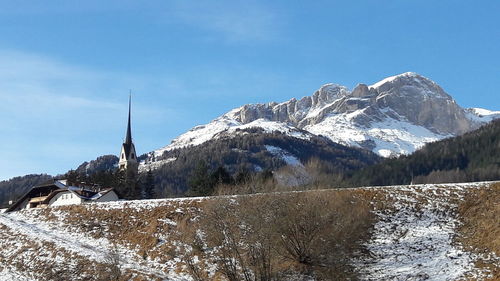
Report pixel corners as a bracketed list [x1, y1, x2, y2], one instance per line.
[304, 157, 346, 189]
[272, 191, 372, 279]
[183, 190, 374, 280]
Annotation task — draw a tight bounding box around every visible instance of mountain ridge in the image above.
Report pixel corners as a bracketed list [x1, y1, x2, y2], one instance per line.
[149, 72, 499, 161]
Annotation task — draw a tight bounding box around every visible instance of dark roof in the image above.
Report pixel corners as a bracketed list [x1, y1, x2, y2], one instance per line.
[45, 187, 117, 202]
[125, 94, 133, 146]
[121, 142, 136, 160]
[43, 189, 68, 203]
[121, 94, 136, 160]
[6, 182, 62, 212]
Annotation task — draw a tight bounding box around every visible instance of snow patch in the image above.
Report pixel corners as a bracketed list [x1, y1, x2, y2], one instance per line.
[466, 107, 500, 123]
[356, 183, 496, 280]
[265, 145, 302, 166]
[306, 112, 448, 157]
[152, 116, 311, 159]
[369, 72, 419, 89]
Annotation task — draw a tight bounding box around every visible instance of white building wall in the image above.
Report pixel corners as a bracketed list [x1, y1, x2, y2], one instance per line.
[95, 191, 119, 203]
[49, 192, 83, 207]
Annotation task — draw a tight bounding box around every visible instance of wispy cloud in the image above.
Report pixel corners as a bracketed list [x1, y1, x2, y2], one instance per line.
[167, 0, 280, 42]
[0, 50, 123, 131]
[0, 50, 174, 180]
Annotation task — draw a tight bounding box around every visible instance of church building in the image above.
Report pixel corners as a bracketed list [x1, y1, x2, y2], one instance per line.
[118, 95, 139, 177]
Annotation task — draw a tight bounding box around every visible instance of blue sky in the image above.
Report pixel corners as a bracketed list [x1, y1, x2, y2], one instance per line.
[0, 0, 499, 181]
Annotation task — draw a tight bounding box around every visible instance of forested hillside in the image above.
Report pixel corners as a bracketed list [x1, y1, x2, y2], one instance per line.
[348, 119, 500, 186]
[2, 119, 498, 206]
[148, 128, 381, 196]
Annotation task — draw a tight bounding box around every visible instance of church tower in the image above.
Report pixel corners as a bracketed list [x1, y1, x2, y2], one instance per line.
[118, 95, 138, 176]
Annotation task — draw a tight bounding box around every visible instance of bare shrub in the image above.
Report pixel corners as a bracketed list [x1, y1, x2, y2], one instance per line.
[187, 190, 374, 280]
[304, 157, 346, 189]
[214, 174, 278, 196]
[272, 191, 373, 279]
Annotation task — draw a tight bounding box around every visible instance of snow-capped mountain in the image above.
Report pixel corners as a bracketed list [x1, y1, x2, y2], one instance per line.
[151, 72, 498, 160]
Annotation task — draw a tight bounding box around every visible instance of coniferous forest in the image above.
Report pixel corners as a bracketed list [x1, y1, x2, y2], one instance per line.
[347, 119, 500, 187]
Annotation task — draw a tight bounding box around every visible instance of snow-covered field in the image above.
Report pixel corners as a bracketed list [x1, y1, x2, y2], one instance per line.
[0, 182, 498, 280]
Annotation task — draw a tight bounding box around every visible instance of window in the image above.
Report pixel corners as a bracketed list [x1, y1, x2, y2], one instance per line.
[122, 153, 125, 159]
[131, 153, 135, 159]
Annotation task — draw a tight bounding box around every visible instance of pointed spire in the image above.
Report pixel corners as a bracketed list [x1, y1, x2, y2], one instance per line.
[125, 91, 132, 145]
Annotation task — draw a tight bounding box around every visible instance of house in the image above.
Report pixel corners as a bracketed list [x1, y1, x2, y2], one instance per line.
[5, 180, 119, 212]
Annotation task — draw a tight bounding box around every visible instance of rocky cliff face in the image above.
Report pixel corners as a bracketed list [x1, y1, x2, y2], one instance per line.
[152, 72, 498, 159]
[230, 73, 477, 136]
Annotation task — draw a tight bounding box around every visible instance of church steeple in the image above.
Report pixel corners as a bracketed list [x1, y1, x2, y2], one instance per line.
[119, 93, 138, 174]
[125, 94, 133, 145]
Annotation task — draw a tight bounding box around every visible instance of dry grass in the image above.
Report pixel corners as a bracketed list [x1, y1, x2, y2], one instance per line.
[457, 183, 500, 280]
[30, 189, 380, 280]
[0, 223, 130, 281]
[29, 199, 207, 279]
[5, 183, 497, 280]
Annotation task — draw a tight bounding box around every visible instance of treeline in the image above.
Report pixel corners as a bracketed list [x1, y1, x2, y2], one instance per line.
[74, 155, 118, 175]
[347, 119, 500, 186]
[64, 168, 155, 200]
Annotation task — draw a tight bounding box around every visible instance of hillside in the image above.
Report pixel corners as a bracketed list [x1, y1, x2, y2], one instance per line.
[349, 119, 500, 187]
[144, 128, 380, 195]
[0, 182, 498, 280]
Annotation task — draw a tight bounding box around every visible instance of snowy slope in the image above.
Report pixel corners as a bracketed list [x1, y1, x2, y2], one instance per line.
[152, 116, 311, 158]
[142, 72, 498, 169]
[466, 108, 500, 123]
[356, 182, 499, 280]
[0, 182, 498, 280]
[304, 108, 450, 157]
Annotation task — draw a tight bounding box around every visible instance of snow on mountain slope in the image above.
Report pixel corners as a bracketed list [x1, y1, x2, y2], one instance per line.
[265, 145, 302, 166]
[144, 73, 498, 166]
[152, 116, 312, 158]
[466, 108, 500, 122]
[304, 107, 451, 157]
[369, 71, 419, 89]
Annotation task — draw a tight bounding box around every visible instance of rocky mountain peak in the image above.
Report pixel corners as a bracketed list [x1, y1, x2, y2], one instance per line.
[351, 84, 373, 98]
[152, 73, 498, 159]
[368, 73, 469, 135]
[311, 83, 348, 106]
